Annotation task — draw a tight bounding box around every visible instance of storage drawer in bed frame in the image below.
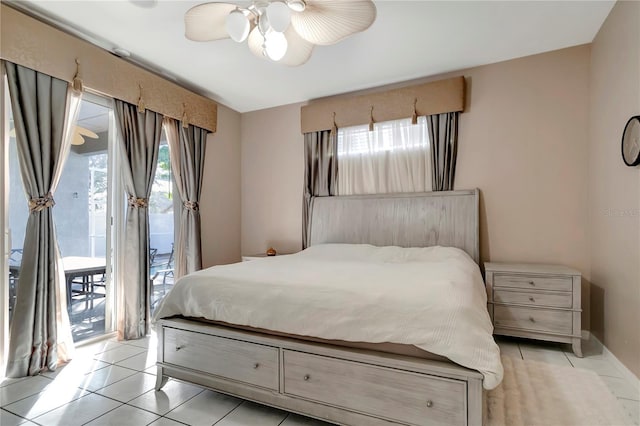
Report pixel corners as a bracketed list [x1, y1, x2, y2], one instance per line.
[156, 318, 484, 426]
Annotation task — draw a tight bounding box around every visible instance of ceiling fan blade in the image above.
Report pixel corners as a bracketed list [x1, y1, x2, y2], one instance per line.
[247, 26, 314, 66]
[281, 26, 314, 66]
[10, 126, 97, 143]
[247, 27, 269, 61]
[291, 0, 376, 46]
[184, 2, 237, 41]
[75, 126, 99, 139]
[72, 133, 85, 146]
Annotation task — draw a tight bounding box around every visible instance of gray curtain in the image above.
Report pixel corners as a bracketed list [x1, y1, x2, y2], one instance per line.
[427, 112, 459, 191]
[163, 118, 208, 279]
[4, 62, 76, 377]
[114, 100, 162, 340]
[302, 130, 337, 248]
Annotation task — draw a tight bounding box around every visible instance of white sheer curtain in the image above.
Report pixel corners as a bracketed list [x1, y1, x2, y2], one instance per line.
[337, 116, 432, 195]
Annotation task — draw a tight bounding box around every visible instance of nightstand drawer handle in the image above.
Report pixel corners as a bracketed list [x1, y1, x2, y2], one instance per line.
[253, 363, 260, 369]
[529, 316, 536, 323]
[175, 345, 184, 351]
[426, 400, 433, 408]
[529, 296, 535, 302]
[303, 374, 311, 381]
[528, 281, 535, 286]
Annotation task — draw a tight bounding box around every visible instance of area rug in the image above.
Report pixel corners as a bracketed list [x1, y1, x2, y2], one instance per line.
[486, 356, 631, 426]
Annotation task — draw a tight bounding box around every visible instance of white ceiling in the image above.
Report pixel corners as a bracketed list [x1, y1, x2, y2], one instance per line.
[77, 100, 110, 133]
[12, 0, 614, 113]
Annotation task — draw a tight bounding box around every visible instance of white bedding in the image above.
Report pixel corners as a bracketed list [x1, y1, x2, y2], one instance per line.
[153, 244, 503, 389]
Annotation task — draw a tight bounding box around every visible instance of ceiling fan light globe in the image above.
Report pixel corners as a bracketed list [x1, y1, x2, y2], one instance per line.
[266, 1, 291, 32]
[226, 9, 250, 42]
[264, 31, 288, 61]
[258, 14, 271, 34]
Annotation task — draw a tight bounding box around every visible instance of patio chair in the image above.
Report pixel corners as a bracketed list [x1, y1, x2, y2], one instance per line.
[151, 243, 174, 309]
[8, 249, 22, 321]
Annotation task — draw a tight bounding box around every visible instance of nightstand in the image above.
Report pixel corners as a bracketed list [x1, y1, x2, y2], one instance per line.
[242, 253, 273, 261]
[242, 253, 293, 261]
[485, 262, 583, 357]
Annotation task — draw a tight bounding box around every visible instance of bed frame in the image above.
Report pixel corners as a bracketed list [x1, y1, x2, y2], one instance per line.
[156, 189, 485, 426]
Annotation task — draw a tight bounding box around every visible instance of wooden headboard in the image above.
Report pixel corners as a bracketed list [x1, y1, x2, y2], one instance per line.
[308, 189, 480, 264]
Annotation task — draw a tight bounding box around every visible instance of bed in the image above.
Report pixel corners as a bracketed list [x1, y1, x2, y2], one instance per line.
[153, 189, 501, 425]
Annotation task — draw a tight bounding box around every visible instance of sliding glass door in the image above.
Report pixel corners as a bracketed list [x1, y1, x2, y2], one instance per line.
[52, 93, 118, 342]
[0, 72, 170, 373]
[1, 89, 120, 348]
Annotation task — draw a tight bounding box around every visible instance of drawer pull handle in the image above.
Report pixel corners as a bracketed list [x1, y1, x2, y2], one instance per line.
[529, 317, 536, 323]
[253, 363, 260, 369]
[529, 297, 535, 302]
[303, 374, 310, 381]
[528, 281, 535, 286]
[175, 345, 184, 351]
[426, 400, 433, 408]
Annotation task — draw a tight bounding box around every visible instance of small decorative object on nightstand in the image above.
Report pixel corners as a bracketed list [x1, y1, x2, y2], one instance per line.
[485, 262, 583, 357]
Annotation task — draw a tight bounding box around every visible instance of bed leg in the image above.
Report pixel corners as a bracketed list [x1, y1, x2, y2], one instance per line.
[155, 366, 168, 391]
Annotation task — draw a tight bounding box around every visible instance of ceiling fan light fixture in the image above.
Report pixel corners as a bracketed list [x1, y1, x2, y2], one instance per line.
[266, 1, 291, 32]
[286, 0, 305, 13]
[264, 31, 288, 61]
[185, 0, 375, 66]
[226, 8, 250, 42]
[258, 13, 271, 34]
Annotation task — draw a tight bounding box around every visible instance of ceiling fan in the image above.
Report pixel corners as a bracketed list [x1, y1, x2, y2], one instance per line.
[10, 126, 99, 146]
[184, 0, 377, 66]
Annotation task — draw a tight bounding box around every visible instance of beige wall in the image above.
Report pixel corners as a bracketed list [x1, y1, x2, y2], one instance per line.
[241, 103, 305, 256]
[455, 45, 590, 275]
[201, 104, 242, 266]
[241, 45, 592, 327]
[588, 1, 640, 377]
[455, 46, 592, 332]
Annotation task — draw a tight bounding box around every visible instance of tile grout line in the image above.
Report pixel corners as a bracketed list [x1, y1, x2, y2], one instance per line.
[124, 378, 205, 418]
[212, 400, 248, 425]
[618, 397, 640, 402]
[92, 347, 148, 366]
[517, 344, 524, 360]
[79, 400, 127, 426]
[1, 379, 92, 417]
[277, 412, 291, 425]
[27, 390, 102, 423]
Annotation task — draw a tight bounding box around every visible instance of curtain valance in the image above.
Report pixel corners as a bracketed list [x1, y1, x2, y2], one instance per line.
[0, 4, 217, 133]
[300, 77, 465, 134]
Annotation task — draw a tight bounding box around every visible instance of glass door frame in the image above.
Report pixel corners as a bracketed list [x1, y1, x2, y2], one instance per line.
[80, 91, 122, 339]
[0, 61, 10, 376]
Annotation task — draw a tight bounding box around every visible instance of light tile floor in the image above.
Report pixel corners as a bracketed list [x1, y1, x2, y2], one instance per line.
[0, 334, 638, 425]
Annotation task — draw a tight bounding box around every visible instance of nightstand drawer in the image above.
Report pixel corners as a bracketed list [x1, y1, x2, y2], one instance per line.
[494, 289, 572, 308]
[494, 305, 572, 334]
[494, 274, 572, 292]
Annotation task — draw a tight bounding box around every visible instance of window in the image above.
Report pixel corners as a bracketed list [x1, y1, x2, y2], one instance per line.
[337, 116, 432, 195]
